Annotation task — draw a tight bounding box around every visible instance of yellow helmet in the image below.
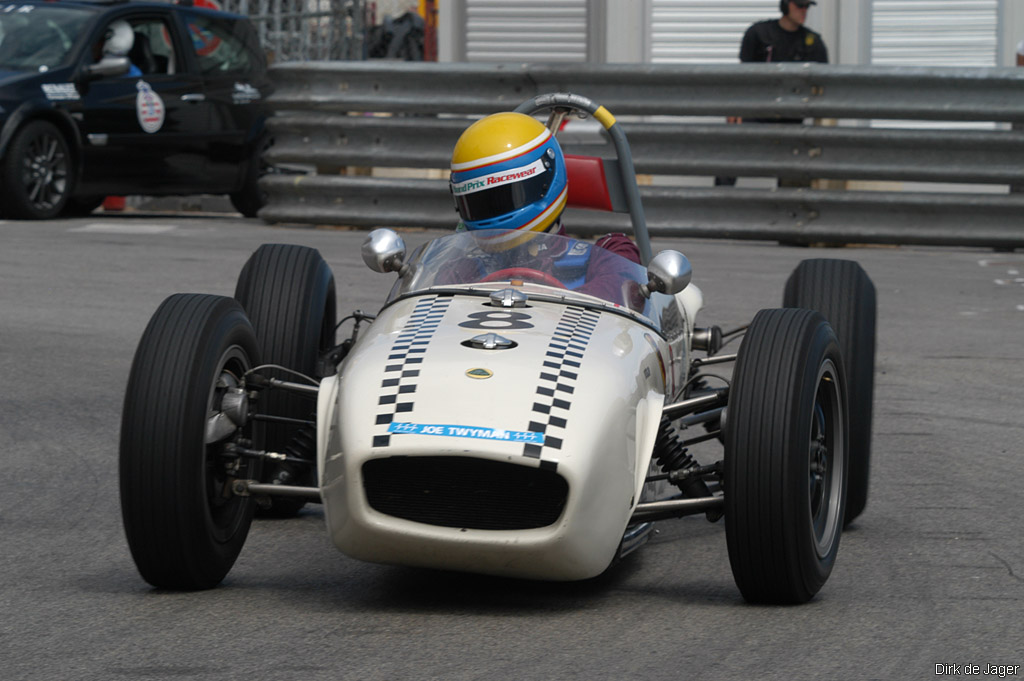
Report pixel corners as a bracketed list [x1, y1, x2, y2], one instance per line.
[449, 112, 567, 250]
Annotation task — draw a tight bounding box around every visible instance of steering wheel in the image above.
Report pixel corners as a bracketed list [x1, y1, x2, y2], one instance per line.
[480, 267, 567, 289]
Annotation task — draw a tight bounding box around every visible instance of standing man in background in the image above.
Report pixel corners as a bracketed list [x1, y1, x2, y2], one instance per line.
[716, 0, 828, 186]
[740, 0, 828, 67]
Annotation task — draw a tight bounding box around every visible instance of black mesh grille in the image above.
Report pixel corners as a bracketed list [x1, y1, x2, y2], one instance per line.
[362, 456, 568, 530]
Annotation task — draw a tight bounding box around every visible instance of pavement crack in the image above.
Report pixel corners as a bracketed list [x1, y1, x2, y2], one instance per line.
[989, 551, 1024, 583]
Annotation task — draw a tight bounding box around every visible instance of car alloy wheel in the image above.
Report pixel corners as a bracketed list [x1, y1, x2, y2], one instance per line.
[20, 125, 70, 214]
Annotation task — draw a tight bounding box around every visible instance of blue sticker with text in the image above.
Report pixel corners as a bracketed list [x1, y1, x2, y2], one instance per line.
[388, 422, 544, 444]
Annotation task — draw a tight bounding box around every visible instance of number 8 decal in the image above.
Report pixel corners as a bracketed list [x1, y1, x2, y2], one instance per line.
[458, 310, 534, 330]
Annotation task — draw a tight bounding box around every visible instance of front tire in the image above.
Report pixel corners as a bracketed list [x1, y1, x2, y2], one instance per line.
[784, 259, 876, 525]
[235, 244, 336, 516]
[725, 308, 848, 604]
[0, 120, 73, 219]
[120, 294, 261, 590]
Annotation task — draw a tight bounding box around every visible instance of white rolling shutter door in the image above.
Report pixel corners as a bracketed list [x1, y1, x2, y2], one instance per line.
[871, 0, 999, 67]
[871, 1, 999, 130]
[648, 0, 780, 64]
[465, 0, 589, 62]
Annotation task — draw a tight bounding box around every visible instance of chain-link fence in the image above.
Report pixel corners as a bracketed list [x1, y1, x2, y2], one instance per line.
[220, 0, 368, 62]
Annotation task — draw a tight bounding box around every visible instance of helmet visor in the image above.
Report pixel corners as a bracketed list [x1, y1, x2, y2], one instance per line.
[452, 158, 555, 223]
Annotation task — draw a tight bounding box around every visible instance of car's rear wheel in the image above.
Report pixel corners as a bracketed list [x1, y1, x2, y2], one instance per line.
[1, 120, 73, 219]
[229, 134, 271, 218]
[235, 244, 336, 517]
[63, 195, 105, 217]
[725, 308, 848, 604]
[783, 259, 876, 525]
[120, 294, 261, 590]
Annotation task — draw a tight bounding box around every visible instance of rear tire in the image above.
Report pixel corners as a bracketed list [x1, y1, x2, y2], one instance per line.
[229, 135, 271, 218]
[1, 120, 73, 219]
[235, 244, 336, 517]
[725, 308, 848, 604]
[120, 294, 261, 590]
[63, 195, 105, 217]
[784, 259, 876, 525]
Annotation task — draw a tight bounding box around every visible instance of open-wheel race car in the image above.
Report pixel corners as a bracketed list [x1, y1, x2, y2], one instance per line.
[119, 93, 876, 604]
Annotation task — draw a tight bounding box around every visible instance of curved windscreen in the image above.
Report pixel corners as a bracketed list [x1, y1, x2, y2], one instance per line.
[0, 5, 92, 71]
[385, 230, 662, 321]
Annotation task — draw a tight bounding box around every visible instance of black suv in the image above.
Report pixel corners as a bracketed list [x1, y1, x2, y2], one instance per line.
[0, 0, 270, 219]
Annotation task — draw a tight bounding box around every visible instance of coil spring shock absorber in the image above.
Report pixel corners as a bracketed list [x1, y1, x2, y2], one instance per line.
[269, 425, 317, 485]
[653, 415, 709, 498]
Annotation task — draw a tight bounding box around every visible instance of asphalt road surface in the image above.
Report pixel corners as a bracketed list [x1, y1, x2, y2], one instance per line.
[2, 213, 1022, 681]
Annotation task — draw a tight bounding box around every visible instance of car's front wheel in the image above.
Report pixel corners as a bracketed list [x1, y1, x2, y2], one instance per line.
[784, 259, 876, 526]
[1, 120, 74, 219]
[235, 244, 336, 517]
[724, 308, 848, 604]
[120, 294, 262, 590]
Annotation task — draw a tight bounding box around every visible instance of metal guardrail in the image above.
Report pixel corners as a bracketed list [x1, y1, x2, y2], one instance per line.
[262, 177, 1024, 248]
[265, 62, 1024, 119]
[267, 112, 1024, 184]
[260, 62, 1024, 246]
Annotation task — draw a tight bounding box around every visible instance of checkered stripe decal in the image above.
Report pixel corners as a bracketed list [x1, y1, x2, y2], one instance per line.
[372, 295, 452, 448]
[523, 306, 601, 462]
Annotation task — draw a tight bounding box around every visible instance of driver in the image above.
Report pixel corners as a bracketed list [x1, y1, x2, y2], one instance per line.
[445, 112, 643, 301]
[93, 19, 142, 77]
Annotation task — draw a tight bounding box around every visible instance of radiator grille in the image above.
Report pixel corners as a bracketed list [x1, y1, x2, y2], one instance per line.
[362, 456, 568, 530]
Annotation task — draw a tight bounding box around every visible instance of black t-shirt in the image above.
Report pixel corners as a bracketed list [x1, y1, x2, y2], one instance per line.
[739, 19, 828, 63]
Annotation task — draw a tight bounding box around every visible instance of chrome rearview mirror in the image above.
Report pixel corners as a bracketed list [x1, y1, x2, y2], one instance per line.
[362, 228, 407, 274]
[642, 250, 691, 297]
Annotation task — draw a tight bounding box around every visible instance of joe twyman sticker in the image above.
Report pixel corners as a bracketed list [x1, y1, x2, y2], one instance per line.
[135, 81, 165, 134]
[388, 422, 544, 444]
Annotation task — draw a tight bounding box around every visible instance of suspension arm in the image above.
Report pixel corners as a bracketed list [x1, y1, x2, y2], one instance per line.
[662, 389, 728, 420]
[630, 496, 724, 523]
[247, 373, 320, 395]
[232, 479, 322, 501]
[692, 353, 738, 367]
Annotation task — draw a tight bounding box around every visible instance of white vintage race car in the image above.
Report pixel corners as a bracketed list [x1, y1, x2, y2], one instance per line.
[119, 94, 876, 604]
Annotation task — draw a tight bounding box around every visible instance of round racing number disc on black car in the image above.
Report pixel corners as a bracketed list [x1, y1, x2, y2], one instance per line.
[724, 308, 849, 605]
[120, 294, 262, 590]
[0, 120, 73, 219]
[235, 244, 336, 517]
[783, 259, 876, 526]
